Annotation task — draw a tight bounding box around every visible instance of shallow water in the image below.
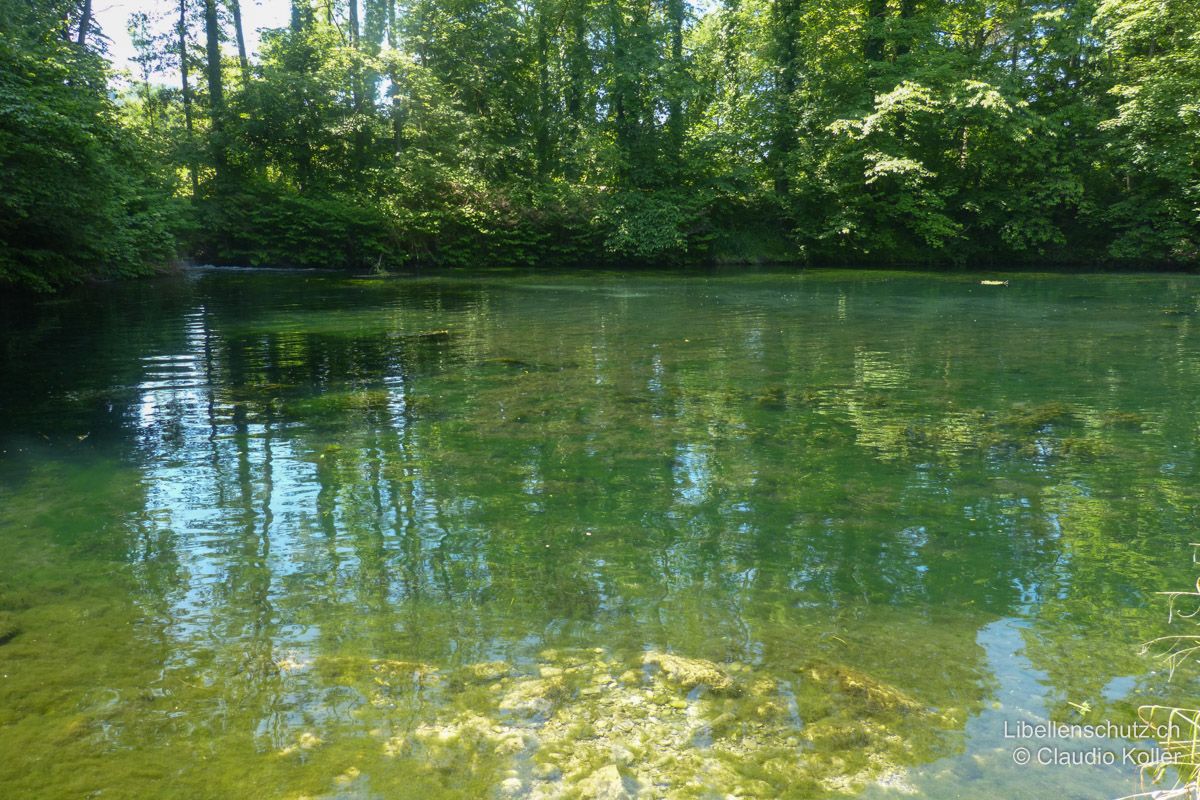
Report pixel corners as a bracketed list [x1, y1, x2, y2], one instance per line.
[2, 268, 1199, 799]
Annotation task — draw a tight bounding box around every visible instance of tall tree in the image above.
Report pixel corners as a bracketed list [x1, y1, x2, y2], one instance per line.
[896, 0, 916, 57]
[386, 0, 404, 155]
[534, 0, 553, 176]
[864, 0, 887, 62]
[666, 0, 686, 157]
[348, 0, 367, 175]
[228, 0, 250, 80]
[770, 0, 799, 196]
[179, 0, 201, 197]
[75, 0, 92, 46]
[203, 0, 226, 183]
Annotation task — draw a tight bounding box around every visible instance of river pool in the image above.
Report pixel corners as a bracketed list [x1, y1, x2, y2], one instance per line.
[2, 268, 1199, 799]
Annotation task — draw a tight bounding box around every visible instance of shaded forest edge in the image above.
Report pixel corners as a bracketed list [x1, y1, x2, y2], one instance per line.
[2, 0, 1199, 293]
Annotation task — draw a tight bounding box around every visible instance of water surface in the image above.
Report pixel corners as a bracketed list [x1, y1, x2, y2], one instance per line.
[2, 268, 1199, 799]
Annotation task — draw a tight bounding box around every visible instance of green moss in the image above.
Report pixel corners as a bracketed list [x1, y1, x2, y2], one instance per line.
[0, 611, 20, 646]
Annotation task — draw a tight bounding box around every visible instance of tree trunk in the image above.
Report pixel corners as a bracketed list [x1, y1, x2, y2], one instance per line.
[387, 0, 404, 155]
[770, 0, 798, 196]
[228, 0, 250, 81]
[896, 0, 916, 57]
[609, 0, 634, 176]
[562, 0, 590, 179]
[76, 0, 92, 46]
[535, 2, 552, 176]
[722, 0, 739, 91]
[179, 0, 201, 198]
[291, 0, 311, 32]
[667, 0, 685, 159]
[204, 0, 227, 184]
[864, 0, 887, 61]
[566, 0, 590, 121]
[1009, 0, 1022, 74]
[349, 0, 366, 175]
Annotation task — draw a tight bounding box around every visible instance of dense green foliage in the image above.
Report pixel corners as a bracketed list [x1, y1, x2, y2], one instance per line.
[2, 0, 1199, 288]
[0, 0, 181, 290]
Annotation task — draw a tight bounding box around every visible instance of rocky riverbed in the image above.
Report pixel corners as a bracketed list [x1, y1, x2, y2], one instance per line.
[305, 647, 968, 798]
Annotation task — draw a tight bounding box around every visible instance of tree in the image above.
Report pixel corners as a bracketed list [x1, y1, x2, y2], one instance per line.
[4, 0, 1200, 290]
[203, 0, 226, 184]
[0, 0, 179, 290]
[1096, 0, 1200, 261]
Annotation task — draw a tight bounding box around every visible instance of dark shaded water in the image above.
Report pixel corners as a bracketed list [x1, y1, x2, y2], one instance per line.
[2, 268, 1199, 799]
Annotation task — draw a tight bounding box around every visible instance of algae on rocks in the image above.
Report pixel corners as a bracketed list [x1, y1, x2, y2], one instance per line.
[355, 648, 961, 798]
[642, 651, 739, 695]
[0, 611, 19, 646]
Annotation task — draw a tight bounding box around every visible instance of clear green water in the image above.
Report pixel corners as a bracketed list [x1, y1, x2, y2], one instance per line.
[2, 268, 1199, 799]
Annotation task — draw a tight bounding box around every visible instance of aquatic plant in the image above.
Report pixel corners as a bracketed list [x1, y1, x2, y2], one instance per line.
[1124, 560, 1200, 799]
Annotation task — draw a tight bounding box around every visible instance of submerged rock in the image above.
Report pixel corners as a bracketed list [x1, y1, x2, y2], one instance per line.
[642, 651, 739, 695]
[499, 674, 567, 716]
[1101, 410, 1147, 429]
[278, 730, 324, 756]
[999, 401, 1075, 432]
[317, 655, 439, 685]
[386, 711, 529, 760]
[0, 612, 19, 646]
[807, 663, 925, 714]
[273, 650, 311, 673]
[575, 764, 636, 800]
[365, 649, 959, 797]
[334, 766, 361, 785]
[463, 660, 513, 683]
